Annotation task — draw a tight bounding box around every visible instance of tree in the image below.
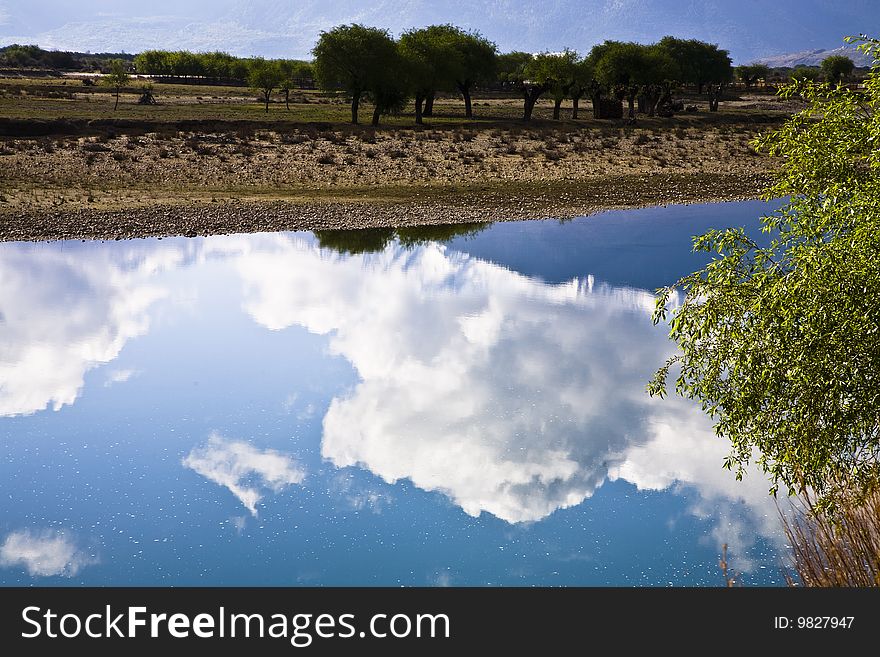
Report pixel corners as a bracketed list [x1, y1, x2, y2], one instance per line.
[364, 43, 411, 127]
[568, 57, 594, 119]
[277, 60, 300, 110]
[592, 42, 674, 120]
[447, 28, 497, 118]
[133, 50, 171, 76]
[516, 53, 557, 121]
[101, 59, 130, 111]
[545, 49, 579, 120]
[248, 58, 283, 112]
[658, 37, 732, 93]
[790, 65, 821, 82]
[821, 54, 855, 85]
[648, 36, 880, 511]
[312, 24, 399, 125]
[496, 51, 534, 88]
[735, 64, 770, 88]
[400, 26, 462, 124]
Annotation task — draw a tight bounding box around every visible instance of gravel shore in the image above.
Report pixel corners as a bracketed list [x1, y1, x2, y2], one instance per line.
[0, 171, 771, 242]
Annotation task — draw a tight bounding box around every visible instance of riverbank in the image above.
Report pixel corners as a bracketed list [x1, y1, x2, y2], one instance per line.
[0, 171, 771, 241]
[0, 78, 788, 241]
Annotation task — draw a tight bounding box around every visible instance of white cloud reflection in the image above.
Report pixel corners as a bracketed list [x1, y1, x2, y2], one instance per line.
[182, 433, 305, 515]
[0, 230, 780, 561]
[0, 242, 200, 416]
[232, 234, 779, 551]
[0, 529, 96, 578]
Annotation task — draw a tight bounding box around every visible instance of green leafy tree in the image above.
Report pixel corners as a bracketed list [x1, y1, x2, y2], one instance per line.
[447, 27, 497, 118]
[517, 53, 556, 121]
[101, 59, 131, 110]
[169, 50, 204, 78]
[363, 42, 411, 127]
[790, 65, 821, 82]
[735, 64, 770, 88]
[649, 36, 880, 510]
[593, 41, 674, 120]
[821, 54, 855, 85]
[400, 26, 462, 124]
[568, 57, 594, 119]
[133, 50, 172, 76]
[545, 49, 579, 120]
[658, 37, 732, 93]
[202, 51, 237, 81]
[277, 60, 297, 110]
[248, 58, 283, 112]
[496, 51, 534, 88]
[312, 24, 399, 125]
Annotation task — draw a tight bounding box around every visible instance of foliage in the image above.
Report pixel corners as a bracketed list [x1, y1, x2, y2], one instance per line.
[312, 23, 402, 124]
[0, 44, 131, 71]
[247, 58, 284, 112]
[591, 41, 676, 117]
[735, 64, 771, 88]
[399, 25, 463, 122]
[132, 50, 312, 86]
[657, 36, 733, 89]
[101, 59, 131, 110]
[821, 54, 855, 84]
[649, 36, 880, 509]
[789, 65, 821, 82]
[496, 51, 535, 86]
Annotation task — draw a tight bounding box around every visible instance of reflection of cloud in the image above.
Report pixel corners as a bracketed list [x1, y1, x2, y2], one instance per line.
[611, 418, 781, 564]
[0, 529, 95, 578]
[235, 237, 693, 524]
[0, 242, 195, 416]
[329, 471, 391, 513]
[432, 571, 453, 587]
[182, 433, 305, 516]
[104, 368, 140, 387]
[232, 233, 786, 559]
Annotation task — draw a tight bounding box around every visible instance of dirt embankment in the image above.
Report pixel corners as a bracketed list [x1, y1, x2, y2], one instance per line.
[0, 116, 779, 241]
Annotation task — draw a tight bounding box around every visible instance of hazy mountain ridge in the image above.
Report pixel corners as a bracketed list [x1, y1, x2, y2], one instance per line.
[0, 0, 876, 63]
[753, 44, 875, 68]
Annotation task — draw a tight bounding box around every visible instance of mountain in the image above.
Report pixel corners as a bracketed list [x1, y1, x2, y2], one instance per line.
[0, 0, 877, 64]
[753, 44, 875, 68]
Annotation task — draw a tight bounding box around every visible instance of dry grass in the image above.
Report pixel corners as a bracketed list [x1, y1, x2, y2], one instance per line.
[780, 484, 880, 587]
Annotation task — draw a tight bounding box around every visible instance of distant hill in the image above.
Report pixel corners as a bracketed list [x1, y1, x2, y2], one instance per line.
[753, 44, 876, 68]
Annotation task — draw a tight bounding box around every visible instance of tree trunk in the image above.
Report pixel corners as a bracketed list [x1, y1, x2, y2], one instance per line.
[553, 98, 562, 120]
[523, 96, 535, 121]
[114, 89, 119, 110]
[351, 92, 360, 124]
[264, 92, 270, 113]
[371, 103, 381, 127]
[458, 82, 473, 118]
[627, 95, 635, 119]
[415, 93, 424, 125]
[572, 95, 580, 120]
[285, 89, 290, 110]
[698, 82, 704, 94]
[424, 93, 435, 116]
[522, 87, 543, 121]
[591, 92, 602, 119]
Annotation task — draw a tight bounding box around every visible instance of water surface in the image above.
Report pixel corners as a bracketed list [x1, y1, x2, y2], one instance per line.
[0, 200, 787, 586]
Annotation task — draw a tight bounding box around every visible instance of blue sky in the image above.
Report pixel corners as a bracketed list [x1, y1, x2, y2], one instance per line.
[0, 2, 876, 68]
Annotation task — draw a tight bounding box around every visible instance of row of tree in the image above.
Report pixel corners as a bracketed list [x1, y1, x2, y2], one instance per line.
[310, 24, 735, 125]
[735, 55, 857, 87]
[131, 50, 313, 87]
[0, 44, 134, 71]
